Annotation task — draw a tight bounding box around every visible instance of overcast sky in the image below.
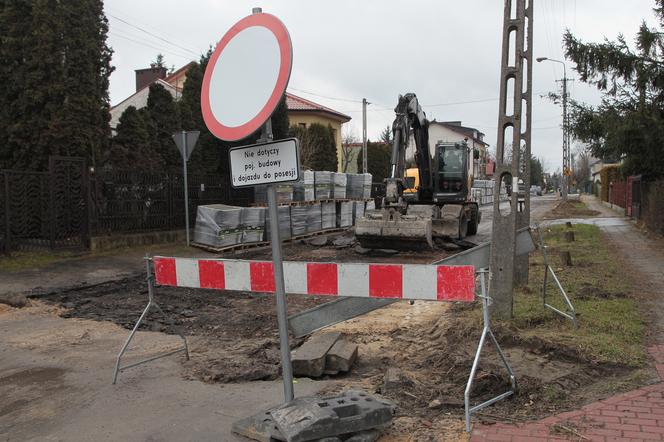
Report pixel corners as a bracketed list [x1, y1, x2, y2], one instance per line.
[104, 0, 659, 173]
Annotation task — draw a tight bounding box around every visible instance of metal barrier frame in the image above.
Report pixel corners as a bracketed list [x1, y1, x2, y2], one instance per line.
[537, 226, 578, 328]
[112, 257, 190, 384]
[112, 255, 518, 431]
[464, 271, 517, 432]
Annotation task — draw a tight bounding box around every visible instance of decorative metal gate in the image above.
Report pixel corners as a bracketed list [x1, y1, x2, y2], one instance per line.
[0, 156, 88, 253]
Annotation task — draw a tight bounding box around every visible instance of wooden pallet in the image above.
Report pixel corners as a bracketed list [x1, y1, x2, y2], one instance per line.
[191, 228, 348, 254]
[250, 198, 371, 208]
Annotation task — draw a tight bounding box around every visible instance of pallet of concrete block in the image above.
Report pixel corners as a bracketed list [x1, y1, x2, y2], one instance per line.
[314, 171, 333, 200]
[290, 205, 309, 236]
[351, 200, 365, 225]
[365, 199, 376, 212]
[254, 182, 298, 204]
[333, 172, 347, 199]
[306, 202, 322, 234]
[192, 204, 245, 249]
[241, 206, 266, 244]
[346, 173, 372, 199]
[321, 201, 336, 230]
[265, 205, 292, 241]
[303, 170, 315, 201]
[336, 201, 352, 228]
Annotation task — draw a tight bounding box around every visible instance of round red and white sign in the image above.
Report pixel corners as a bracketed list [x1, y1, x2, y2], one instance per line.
[201, 13, 292, 142]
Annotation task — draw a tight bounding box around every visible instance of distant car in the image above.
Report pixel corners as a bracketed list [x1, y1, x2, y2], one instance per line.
[530, 185, 542, 196]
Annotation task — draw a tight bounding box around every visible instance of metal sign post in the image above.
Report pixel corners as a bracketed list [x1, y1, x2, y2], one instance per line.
[172, 130, 200, 246]
[200, 7, 295, 402]
[229, 120, 299, 402]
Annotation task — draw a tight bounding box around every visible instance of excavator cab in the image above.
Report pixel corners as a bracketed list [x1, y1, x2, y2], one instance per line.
[434, 142, 471, 204]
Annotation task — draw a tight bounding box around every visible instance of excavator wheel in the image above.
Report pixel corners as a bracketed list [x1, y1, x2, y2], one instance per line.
[458, 211, 468, 239]
[467, 206, 479, 236]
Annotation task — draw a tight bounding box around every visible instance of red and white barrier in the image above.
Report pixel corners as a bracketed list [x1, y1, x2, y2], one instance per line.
[153, 257, 476, 302]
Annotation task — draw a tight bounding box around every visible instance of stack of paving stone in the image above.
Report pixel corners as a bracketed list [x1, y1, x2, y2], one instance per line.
[345, 173, 364, 199]
[264, 205, 292, 241]
[306, 202, 322, 233]
[336, 201, 353, 228]
[193, 204, 244, 248]
[352, 200, 366, 224]
[291, 205, 309, 236]
[240, 207, 266, 244]
[314, 171, 334, 199]
[333, 172, 347, 199]
[321, 201, 336, 230]
[303, 170, 316, 201]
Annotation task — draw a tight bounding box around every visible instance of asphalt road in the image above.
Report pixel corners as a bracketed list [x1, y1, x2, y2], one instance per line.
[473, 194, 559, 243]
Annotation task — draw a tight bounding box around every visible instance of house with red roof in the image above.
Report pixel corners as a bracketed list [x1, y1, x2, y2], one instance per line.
[110, 64, 352, 171]
[285, 93, 352, 171]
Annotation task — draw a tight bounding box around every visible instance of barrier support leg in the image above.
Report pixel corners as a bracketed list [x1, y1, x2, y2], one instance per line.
[464, 271, 517, 432]
[112, 257, 189, 384]
[537, 226, 578, 328]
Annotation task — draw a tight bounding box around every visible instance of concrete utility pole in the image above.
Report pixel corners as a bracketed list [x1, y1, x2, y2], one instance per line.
[362, 98, 368, 174]
[514, 1, 534, 286]
[489, 0, 533, 318]
[537, 57, 570, 200]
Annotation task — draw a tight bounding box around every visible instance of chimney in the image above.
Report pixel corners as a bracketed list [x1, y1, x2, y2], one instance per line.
[135, 64, 168, 92]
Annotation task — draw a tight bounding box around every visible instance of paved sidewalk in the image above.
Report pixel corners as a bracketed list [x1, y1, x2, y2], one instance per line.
[473, 348, 664, 441]
[473, 196, 664, 441]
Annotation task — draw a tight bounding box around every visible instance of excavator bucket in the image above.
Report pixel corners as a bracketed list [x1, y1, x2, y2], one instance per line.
[355, 209, 434, 250]
[432, 204, 466, 240]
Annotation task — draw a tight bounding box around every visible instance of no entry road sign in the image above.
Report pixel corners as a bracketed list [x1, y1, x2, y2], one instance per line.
[229, 138, 299, 188]
[201, 13, 293, 141]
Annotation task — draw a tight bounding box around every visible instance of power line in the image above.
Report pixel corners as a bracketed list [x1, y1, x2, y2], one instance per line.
[108, 31, 195, 61]
[108, 13, 200, 57]
[288, 87, 362, 103]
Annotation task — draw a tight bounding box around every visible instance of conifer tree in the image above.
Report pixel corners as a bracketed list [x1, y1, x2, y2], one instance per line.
[146, 83, 180, 169]
[0, 0, 113, 170]
[106, 106, 160, 171]
[563, 0, 664, 179]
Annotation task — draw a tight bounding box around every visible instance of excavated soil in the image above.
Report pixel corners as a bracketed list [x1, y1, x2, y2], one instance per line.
[545, 200, 601, 219]
[36, 233, 649, 438]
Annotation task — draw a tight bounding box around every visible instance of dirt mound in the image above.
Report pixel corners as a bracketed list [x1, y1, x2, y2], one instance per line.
[546, 200, 600, 219]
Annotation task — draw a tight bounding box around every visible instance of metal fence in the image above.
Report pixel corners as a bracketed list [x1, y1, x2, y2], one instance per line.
[89, 170, 251, 235]
[1, 156, 252, 253]
[1, 156, 89, 253]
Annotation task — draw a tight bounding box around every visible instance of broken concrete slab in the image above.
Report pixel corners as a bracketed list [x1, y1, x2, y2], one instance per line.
[231, 409, 284, 442]
[291, 332, 341, 378]
[324, 340, 358, 375]
[382, 367, 402, 394]
[332, 236, 355, 248]
[306, 236, 329, 247]
[270, 390, 394, 442]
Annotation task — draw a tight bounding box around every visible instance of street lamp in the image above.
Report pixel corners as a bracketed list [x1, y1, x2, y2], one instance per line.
[537, 57, 570, 200]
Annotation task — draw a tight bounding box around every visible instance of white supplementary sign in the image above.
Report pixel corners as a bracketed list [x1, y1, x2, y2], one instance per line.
[229, 138, 299, 187]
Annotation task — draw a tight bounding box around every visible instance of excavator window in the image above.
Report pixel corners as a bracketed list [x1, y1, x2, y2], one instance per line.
[438, 145, 466, 192]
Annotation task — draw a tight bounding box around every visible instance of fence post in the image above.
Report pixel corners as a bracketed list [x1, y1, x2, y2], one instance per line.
[82, 161, 91, 248]
[3, 172, 11, 255]
[48, 157, 56, 249]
